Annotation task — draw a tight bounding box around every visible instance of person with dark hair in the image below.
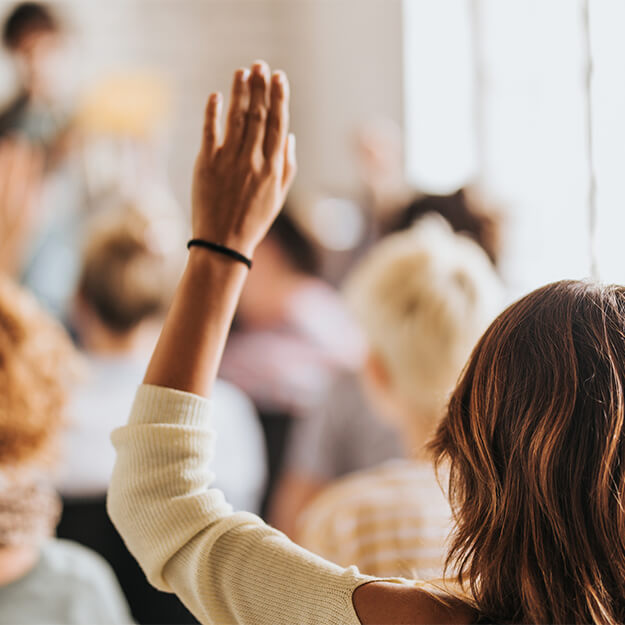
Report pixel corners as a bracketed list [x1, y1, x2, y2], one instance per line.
[3, 2, 58, 50]
[266, 212, 320, 275]
[0, 2, 72, 148]
[219, 207, 363, 516]
[355, 117, 503, 268]
[0, 2, 87, 321]
[384, 188, 501, 266]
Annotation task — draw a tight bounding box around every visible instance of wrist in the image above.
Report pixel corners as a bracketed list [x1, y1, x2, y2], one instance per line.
[187, 245, 250, 275]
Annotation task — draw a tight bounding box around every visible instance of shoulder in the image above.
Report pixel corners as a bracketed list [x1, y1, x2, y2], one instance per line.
[353, 581, 477, 625]
[38, 539, 121, 590]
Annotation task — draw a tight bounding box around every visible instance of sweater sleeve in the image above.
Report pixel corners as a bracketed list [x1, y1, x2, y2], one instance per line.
[107, 384, 373, 625]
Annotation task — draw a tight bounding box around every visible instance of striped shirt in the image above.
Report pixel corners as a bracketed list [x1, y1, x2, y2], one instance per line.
[296, 459, 452, 579]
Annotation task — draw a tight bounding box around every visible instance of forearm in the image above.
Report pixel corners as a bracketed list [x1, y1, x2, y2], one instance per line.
[143, 249, 248, 397]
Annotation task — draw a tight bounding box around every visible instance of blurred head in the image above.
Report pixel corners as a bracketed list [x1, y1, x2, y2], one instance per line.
[3, 3, 67, 99]
[76, 205, 180, 345]
[431, 280, 625, 624]
[0, 277, 79, 468]
[344, 216, 502, 436]
[237, 212, 320, 326]
[389, 188, 502, 266]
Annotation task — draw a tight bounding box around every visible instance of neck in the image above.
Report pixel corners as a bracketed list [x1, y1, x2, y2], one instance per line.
[0, 545, 39, 586]
[392, 401, 439, 463]
[81, 319, 160, 358]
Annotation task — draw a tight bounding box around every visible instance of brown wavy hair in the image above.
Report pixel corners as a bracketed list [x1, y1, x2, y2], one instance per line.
[0, 277, 81, 466]
[431, 280, 625, 624]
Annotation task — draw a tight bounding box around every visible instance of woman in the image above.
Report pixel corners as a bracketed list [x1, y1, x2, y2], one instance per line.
[108, 62, 624, 624]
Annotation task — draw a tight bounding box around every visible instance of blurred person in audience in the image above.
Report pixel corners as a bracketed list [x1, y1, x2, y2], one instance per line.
[0, 1, 87, 319]
[0, 277, 132, 625]
[270, 195, 504, 535]
[219, 212, 364, 513]
[0, 2, 75, 152]
[294, 216, 503, 578]
[268, 369, 405, 537]
[356, 117, 503, 266]
[56, 204, 266, 624]
[270, 120, 504, 534]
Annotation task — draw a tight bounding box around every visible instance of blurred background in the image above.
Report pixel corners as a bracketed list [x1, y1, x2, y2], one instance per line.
[1, 1, 624, 623]
[1, 0, 622, 297]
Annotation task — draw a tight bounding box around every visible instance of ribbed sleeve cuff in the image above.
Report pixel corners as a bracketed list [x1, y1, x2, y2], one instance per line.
[129, 384, 212, 427]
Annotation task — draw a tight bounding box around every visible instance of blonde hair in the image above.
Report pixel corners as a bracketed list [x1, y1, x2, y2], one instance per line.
[0, 278, 81, 467]
[79, 205, 182, 333]
[344, 215, 503, 418]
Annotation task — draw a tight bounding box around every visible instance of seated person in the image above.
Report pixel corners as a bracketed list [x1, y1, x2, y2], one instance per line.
[355, 118, 502, 267]
[220, 212, 363, 512]
[56, 204, 266, 624]
[0, 277, 131, 625]
[268, 372, 405, 537]
[0, 2, 74, 149]
[270, 168, 504, 537]
[295, 216, 503, 578]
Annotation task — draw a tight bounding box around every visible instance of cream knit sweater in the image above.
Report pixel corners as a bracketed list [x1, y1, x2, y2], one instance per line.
[107, 384, 385, 625]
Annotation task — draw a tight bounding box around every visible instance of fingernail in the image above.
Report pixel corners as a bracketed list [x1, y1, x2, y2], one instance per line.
[252, 60, 269, 75]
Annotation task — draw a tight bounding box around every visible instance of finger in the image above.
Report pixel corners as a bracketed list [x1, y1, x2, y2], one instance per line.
[264, 71, 290, 164]
[241, 61, 270, 161]
[222, 68, 251, 159]
[282, 133, 297, 190]
[201, 92, 223, 158]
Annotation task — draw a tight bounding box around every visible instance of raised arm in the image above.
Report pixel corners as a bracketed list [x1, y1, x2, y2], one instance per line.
[143, 61, 295, 395]
[109, 62, 473, 625]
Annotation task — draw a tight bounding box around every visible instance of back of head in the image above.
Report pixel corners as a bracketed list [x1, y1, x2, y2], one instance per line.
[431, 280, 625, 624]
[78, 206, 180, 335]
[266, 212, 320, 276]
[389, 189, 502, 266]
[344, 215, 502, 420]
[0, 277, 78, 467]
[2, 3, 59, 50]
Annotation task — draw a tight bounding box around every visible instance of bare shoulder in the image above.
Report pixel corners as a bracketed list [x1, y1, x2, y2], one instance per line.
[353, 580, 477, 625]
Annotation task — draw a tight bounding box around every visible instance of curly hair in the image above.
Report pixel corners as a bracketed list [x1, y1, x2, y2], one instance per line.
[431, 280, 625, 624]
[0, 277, 80, 466]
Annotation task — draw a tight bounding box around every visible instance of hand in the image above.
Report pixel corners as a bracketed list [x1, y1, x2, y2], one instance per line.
[191, 61, 296, 258]
[0, 137, 44, 276]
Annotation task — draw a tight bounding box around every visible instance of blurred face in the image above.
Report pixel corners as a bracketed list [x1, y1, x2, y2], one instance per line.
[13, 28, 73, 101]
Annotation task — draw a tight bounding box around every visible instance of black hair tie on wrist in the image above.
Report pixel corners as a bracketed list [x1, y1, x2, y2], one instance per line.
[187, 239, 253, 269]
